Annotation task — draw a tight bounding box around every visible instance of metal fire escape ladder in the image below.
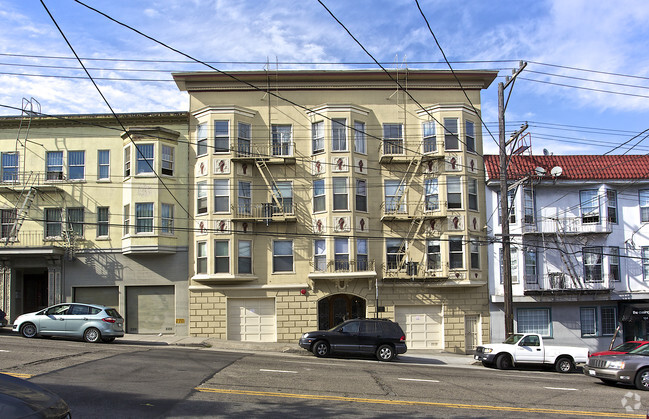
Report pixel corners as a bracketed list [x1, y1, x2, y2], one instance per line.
[552, 219, 582, 288]
[5, 173, 38, 245]
[254, 157, 284, 215]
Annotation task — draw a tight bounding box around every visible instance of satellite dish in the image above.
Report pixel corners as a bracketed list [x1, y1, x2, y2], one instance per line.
[543, 148, 550, 156]
[535, 167, 547, 176]
[550, 166, 563, 177]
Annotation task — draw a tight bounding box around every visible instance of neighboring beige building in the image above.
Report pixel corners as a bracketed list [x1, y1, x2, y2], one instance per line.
[174, 69, 497, 353]
[0, 111, 191, 335]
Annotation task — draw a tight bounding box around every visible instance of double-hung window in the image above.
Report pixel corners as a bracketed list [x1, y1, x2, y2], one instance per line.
[356, 238, 368, 271]
[237, 122, 251, 156]
[271, 125, 292, 156]
[444, 118, 459, 150]
[197, 242, 207, 274]
[607, 190, 617, 224]
[273, 240, 293, 272]
[580, 190, 599, 224]
[498, 190, 516, 224]
[45, 208, 62, 237]
[384, 180, 405, 213]
[312, 121, 324, 154]
[383, 123, 403, 155]
[581, 307, 617, 337]
[66, 207, 84, 236]
[583, 246, 603, 282]
[68, 151, 85, 180]
[214, 179, 229, 213]
[197, 123, 208, 156]
[273, 181, 293, 214]
[161, 145, 174, 176]
[136, 144, 154, 175]
[525, 249, 537, 284]
[332, 118, 347, 151]
[123, 204, 130, 236]
[424, 178, 439, 211]
[386, 238, 405, 270]
[517, 308, 551, 336]
[447, 176, 462, 209]
[449, 236, 464, 269]
[470, 239, 480, 269]
[643, 247, 649, 280]
[238, 181, 251, 215]
[197, 181, 208, 215]
[426, 239, 441, 270]
[214, 121, 229, 153]
[334, 237, 349, 271]
[98, 150, 110, 180]
[524, 188, 535, 224]
[214, 240, 229, 273]
[2, 152, 18, 182]
[46, 151, 63, 180]
[238, 240, 252, 274]
[468, 178, 478, 211]
[314, 240, 326, 271]
[641, 190, 649, 222]
[124, 146, 131, 177]
[161, 203, 173, 234]
[1, 209, 16, 238]
[423, 121, 436, 153]
[354, 121, 366, 154]
[355, 179, 367, 212]
[333, 178, 348, 211]
[465, 120, 475, 153]
[313, 179, 325, 212]
[499, 247, 519, 284]
[609, 246, 620, 282]
[135, 203, 153, 234]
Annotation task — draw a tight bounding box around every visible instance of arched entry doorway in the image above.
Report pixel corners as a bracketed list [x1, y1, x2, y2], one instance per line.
[318, 294, 366, 330]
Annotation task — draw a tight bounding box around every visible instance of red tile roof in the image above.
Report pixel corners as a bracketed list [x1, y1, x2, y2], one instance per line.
[484, 155, 649, 181]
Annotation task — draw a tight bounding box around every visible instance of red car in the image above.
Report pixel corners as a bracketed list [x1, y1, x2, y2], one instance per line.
[590, 341, 649, 357]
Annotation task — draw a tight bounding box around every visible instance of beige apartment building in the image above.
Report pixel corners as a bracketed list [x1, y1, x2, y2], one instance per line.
[0, 111, 191, 335]
[173, 69, 497, 353]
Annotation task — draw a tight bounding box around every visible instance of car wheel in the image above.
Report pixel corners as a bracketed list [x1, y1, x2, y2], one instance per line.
[20, 323, 37, 338]
[101, 337, 115, 343]
[555, 357, 574, 373]
[495, 354, 512, 370]
[635, 368, 649, 391]
[376, 344, 395, 361]
[83, 327, 101, 343]
[599, 378, 616, 386]
[312, 340, 330, 357]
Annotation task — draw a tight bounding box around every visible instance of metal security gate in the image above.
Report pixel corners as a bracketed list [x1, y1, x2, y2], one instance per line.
[126, 286, 175, 334]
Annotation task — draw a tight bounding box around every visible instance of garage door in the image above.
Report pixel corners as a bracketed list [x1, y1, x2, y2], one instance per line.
[227, 298, 276, 342]
[126, 286, 175, 334]
[74, 286, 119, 308]
[395, 305, 443, 350]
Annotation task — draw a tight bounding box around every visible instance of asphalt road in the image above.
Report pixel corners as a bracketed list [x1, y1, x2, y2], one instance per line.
[0, 332, 647, 418]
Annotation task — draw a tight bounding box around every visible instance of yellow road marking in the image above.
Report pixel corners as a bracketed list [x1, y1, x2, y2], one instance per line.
[194, 387, 643, 418]
[1, 372, 32, 379]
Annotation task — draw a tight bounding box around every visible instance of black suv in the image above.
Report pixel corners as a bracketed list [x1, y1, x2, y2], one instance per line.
[298, 319, 407, 361]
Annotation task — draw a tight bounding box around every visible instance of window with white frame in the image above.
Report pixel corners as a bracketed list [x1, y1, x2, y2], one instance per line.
[45, 208, 62, 237]
[580, 190, 600, 224]
[136, 144, 154, 175]
[386, 238, 405, 270]
[271, 124, 292, 156]
[423, 121, 436, 153]
[46, 151, 63, 180]
[66, 207, 84, 236]
[356, 179, 367, 212]
[465, 120, 475, 153]
[449, 236, 464, 269]
[607, 189, 617, 224]
[123, 204, 130, 235]
[312, 121, 324, 154]
[609, 246, 620, 282]
[357, 238, 368, 271]
[524, 188, 535, 224]
[334, 237, 349, 271]
[313, 179, 325, 213]
[238, 181, 251, 215]
[468, 178, 478, 211]
[640, 190, 649, 223]
[384, 180, 405, 213]
[135, 203, 153, 233]
[583, 247, 603, 282]
[197, 123, 208, 156]
[161, 145, 174, 176]
[581, 306, 617, 337]
[470, 239, 480, 269]
[1, 209, 16, 238]
[2, 152, 18, 182]
[197, 241, 207, 274]
[68, 151, 85, 180]
[517, 308, 551, 336]
[272, 181, 293, 214]
[214, 240, 229, 273]
[642, 247, 649, 280]
[237, 122, 251, 156]
[580, 307, 597, 337]
[333, 178, 348, 211]
[524, 249, 537, 284]
[447, 176, 462, 209]
[383, 123, 403, 154]
[426, 239, 441, 270]
[124, 146, 131, 177]
[332, 118, 347, 151]
[161, 203, 173, 234]
[314, 239, 326, 271]
[214, 179, 230, 213]
[498, 190, 516, 224]
[444, 118, 459, 150]
[214, 121, 229, 153]
[98, 150, 110, 180]
[197, 181, 207, 215]
[273, 240, 293, 272]
[238, 240, 252, 274]
[354, 121, 366, 154]
[499, 247, 519, 284]
[424, 178, 439, 211]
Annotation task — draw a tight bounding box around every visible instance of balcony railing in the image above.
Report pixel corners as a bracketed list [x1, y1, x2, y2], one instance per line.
[381, 261, 448, 279]
[381, 201, 447, 220]
[311, 259, 375, 274]
[232, 142, 296, 160]
[524, 273, 614, 293]
[380, 141, 444, 162]
[521, 217, 612, 235]
[231, 203, 295, 221]
[0, 230, 62, 247]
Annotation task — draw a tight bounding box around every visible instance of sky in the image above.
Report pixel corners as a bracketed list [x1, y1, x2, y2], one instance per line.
[1, 0, 649, 156]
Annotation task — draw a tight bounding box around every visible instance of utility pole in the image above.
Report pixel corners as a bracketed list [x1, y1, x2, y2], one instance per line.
[499, 61, 527, 338]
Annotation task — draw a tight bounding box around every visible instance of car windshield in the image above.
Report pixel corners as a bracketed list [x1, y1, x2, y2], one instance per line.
[611, 342, 643, 352]
[503, 334, 524, 344]
[629, 344, 649, 356]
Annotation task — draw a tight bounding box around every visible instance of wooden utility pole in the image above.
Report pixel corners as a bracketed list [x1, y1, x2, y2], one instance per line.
[499, 61, 527, 338]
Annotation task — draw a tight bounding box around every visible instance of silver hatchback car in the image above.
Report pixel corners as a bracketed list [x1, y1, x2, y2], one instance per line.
[12, 303, 124, 343]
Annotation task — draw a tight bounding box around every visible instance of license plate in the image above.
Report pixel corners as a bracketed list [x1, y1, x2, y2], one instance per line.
[589, 370, 596, 376]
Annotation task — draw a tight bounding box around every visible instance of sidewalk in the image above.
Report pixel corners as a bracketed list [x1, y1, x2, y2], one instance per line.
[119, 333, 479, 367]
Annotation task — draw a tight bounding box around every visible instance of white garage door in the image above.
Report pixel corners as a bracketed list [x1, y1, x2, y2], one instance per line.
[126, 286, 175, 334]
[227, 298, 276, 342]
[395, 305, 443, 350]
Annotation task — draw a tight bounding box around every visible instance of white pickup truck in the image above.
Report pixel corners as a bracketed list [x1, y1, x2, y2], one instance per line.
[474, 333, 590, 373]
